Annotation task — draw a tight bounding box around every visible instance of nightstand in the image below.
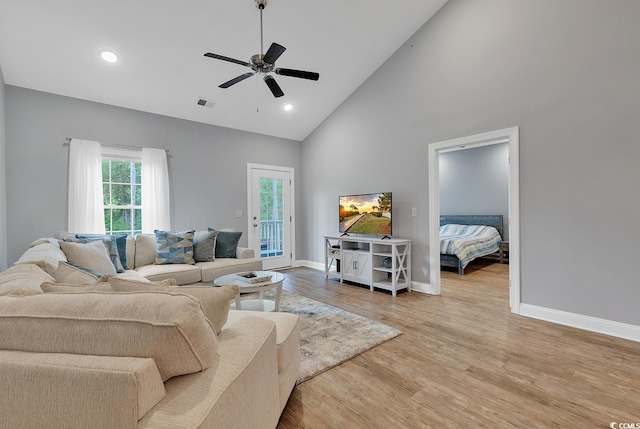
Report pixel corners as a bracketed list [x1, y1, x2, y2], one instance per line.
[499, 241, 509, 264]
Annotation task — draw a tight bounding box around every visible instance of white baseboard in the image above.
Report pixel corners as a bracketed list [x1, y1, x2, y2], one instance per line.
[295, 259, 323, 270]
[519, 303, 640, 343]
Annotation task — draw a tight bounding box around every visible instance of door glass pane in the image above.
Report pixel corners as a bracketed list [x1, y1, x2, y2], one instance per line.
[260, 177, 284, 258]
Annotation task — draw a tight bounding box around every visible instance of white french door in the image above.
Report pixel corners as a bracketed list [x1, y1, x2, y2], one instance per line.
[247, 164, 294, 270]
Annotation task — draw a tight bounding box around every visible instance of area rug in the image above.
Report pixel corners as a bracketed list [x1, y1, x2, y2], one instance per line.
[253, 289, 402, 383]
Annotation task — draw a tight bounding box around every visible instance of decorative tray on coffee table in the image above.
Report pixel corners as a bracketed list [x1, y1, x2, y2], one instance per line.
[234, 271, 273, 284]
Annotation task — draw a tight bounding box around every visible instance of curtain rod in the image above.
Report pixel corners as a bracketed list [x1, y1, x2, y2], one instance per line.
[63, 137, 169, 153]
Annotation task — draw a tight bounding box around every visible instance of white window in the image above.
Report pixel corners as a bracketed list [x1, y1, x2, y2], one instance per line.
[101, 148, 143, 235]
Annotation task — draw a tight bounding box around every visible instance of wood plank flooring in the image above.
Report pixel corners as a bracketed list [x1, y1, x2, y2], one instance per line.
[276, 262, 640, 428]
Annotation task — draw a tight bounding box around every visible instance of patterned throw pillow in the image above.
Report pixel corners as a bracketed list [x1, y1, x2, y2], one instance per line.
[154, 230, 196, 265]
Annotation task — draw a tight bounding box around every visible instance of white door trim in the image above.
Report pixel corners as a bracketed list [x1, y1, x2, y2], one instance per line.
[428, 126, 521, 313]
[247, 163, 295, 268]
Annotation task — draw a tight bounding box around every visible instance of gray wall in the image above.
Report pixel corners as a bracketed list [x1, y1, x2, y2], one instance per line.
[0, 66, 6, 270]
[440, 143, 509, 240]
[5, 86, 302, 265]
[301, 0, 640, 325]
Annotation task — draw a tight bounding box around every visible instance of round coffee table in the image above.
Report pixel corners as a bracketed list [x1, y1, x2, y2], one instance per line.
[214, 271, 284, 312]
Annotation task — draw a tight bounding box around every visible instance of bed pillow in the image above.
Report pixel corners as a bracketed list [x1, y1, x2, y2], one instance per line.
[154, 230, 195, 265]
[193, 230, 218, 262]
[58, 240, 118, 277]
[209, 229, 242, 258]
[109, 277, 238, 334]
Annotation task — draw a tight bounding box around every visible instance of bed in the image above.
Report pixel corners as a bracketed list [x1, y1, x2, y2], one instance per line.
[439, 215, 503, 275]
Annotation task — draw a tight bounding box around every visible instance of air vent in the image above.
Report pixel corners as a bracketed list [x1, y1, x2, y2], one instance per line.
[197, 98, 215, 108]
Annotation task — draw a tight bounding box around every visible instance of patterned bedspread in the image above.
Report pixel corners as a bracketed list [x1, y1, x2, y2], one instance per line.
[440, 224, 502, 269]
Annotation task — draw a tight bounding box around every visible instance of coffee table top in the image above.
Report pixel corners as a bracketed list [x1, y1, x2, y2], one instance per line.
[214, 271, 284, 290]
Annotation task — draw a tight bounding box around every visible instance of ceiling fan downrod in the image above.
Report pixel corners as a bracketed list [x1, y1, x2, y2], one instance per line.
[256, 0, 267, 57]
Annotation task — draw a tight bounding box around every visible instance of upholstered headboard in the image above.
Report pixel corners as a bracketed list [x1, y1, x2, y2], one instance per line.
[439, 215, 504, 239]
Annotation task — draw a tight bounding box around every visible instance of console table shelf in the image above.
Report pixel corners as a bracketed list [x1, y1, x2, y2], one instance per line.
[324, 235, 411, 297]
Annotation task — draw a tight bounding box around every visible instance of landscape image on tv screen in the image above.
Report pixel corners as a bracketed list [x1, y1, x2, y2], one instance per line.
[339, 192, 392, 236]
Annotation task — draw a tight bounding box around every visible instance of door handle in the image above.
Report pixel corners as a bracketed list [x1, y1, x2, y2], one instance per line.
[253, 224, 258, 227]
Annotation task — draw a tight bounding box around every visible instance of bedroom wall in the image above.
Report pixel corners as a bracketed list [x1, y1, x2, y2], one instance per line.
[301, 0, 640, 325]
[439, 143, 509, 240]
[4, 86, 302, 265]
[0, 66, 7, 271]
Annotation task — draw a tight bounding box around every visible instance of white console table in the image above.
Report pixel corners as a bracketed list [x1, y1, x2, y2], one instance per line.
[324, 235, 411, 297]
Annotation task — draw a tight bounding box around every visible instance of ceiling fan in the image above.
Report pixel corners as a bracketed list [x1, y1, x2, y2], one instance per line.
[204, 0, 319, 98]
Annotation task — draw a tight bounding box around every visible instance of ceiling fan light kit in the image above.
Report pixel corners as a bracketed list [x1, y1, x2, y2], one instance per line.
[204, 0, 319, 98]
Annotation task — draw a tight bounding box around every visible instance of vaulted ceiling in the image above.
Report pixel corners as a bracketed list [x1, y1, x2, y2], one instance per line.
[0, 0, 447, 141]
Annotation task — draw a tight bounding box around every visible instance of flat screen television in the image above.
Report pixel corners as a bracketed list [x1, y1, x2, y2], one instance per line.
[338, 192, 392, 238]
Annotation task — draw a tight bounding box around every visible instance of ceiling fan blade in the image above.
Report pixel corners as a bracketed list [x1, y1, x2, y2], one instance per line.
[204, 52, 252, 68]
[263, 75, 284, 98]
[219, 72, 255, 89]
[263, 43, 286, 65]
[274, 68, 320, 81]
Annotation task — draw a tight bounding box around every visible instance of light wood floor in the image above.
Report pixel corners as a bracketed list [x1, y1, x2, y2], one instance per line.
[276, 262, 640, 428]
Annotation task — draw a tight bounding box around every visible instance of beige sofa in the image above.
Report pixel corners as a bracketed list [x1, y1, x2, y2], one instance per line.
[54, 232, 264, 285]
[0, 238, 301, 429]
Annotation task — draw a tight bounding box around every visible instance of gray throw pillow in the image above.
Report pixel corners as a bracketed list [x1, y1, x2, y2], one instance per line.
[193, 230, 218, 262]
[208, 228, 242, 258]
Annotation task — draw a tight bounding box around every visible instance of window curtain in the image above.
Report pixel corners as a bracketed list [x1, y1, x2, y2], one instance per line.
[141, 147, 171, 233]
[68, 139, 106, 233]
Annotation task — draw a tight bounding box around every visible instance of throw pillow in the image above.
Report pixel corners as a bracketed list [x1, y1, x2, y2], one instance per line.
[41, 282, 113, 293]
[193, 230, 218, 262]
[109, 277, 239, 334]
[53, 261, 110, 285]
[208, 228, 242, 258]
[13, 242, 68, 275]
[74, 234, 125, 273]
[0, 264, 52, 296]
[58, 240, 118, 277]
[154, 230, 195, 265]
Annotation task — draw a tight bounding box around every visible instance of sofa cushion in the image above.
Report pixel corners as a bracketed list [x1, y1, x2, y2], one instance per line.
[40, 282, 114, 293]
[193, 230, 218, 262]
[13, 242, 67, 275]
[53, 261, 109, 284]
[0, 264, 52, 296]
[197, 258, 263, 283]
[110, 277, 238, 334]
[0, 350, 166, 429]
[154, 229, 195, 265]
[134, 263, 201, 285]
[226, 310, 300, 374]
[210, 229, 242, 258]
[134, 234, 157, 267]
[0, 292, 218, 381]
[58, 239, 118, 277]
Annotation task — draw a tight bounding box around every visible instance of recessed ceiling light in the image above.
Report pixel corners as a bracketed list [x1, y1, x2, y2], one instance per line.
[101, 50, 118, 63]
[283, 104, 293, 111]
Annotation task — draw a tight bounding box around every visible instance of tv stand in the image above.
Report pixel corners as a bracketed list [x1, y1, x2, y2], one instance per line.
[323, 235, 411, 297]
[340, 232, 350, 237]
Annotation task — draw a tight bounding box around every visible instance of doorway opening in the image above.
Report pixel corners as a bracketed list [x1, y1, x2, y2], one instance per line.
[428, 127, 521, 313]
